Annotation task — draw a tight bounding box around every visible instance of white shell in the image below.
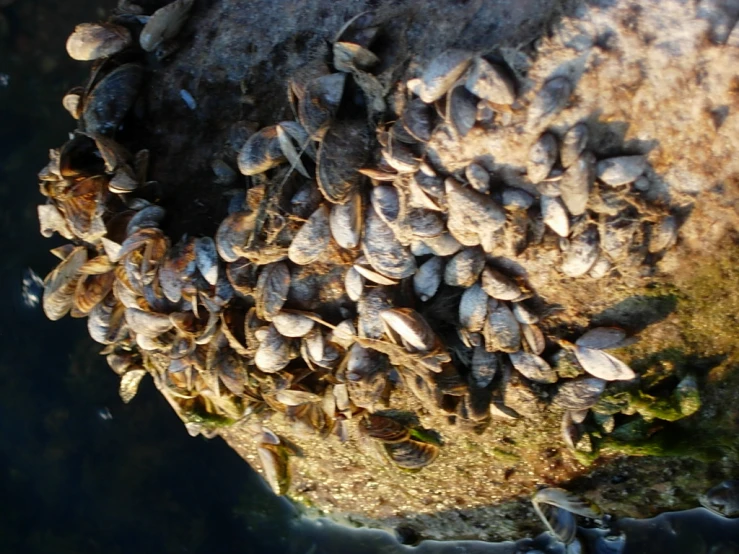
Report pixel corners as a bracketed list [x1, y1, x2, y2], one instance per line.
[414, 256, 444, 301]
[541, 196, 570, 237]
[574, 345, 636, 381]
[596, 155, 647, 186]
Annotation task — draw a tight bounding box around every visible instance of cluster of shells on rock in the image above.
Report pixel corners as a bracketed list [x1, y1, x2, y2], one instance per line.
[39, 4, 695, 494]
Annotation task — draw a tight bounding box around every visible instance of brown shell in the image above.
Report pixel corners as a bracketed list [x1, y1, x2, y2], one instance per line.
[384, 439, 439, 470]
[43, 246, 88, 321]
[361, 414, 410, 443]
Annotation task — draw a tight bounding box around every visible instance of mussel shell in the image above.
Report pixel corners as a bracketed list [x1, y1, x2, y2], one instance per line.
[43, 246, 88, 321]
[464, 57, 516, 105]
[139, 0, 195, 52]
[255, 262, 291, 321]
[66, 22, 132, 61]
[480, 266, 522, 301]
[288, 204, 331, 265]
[82, 63, 143, 136]
[509, 351, 557, 384]
[413, 256, 444, 301]
[380, 307, 436, 352]
[575, 327, 626, 350]
[459, 283, 488, 333]
[329, 191, 362, 249]
[444, 247, 485, 288]
[384, 439, 439, 470]
[401, 98, 434, 142]
[573, 346, 635, 381]
[317, 119, 371, 204]
[361, 414, 410, 443]
[237, 126, 286, 176]
[361, 205, 416, 280]
[419, 49, 472, 103]
[529, 76, 573, 122]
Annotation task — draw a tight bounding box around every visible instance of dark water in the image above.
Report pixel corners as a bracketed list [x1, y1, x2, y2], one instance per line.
[1, 1, 738, 553]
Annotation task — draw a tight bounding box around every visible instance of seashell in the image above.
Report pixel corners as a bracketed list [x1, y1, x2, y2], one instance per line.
[447, 81, 477, 137]
[560, 151, 595, 216]
[414, 256, 444, 301]
[471, 346, 499, 388]
[88, 294, 124, 344]
[484, 300, 520, 353]
[38, 204, 74, 240]
[529, 76, 573, 122]
[561, 410, 584, 451]
[125, 307, 173, 337]
[502, 187, 534, 210]
[419, 49, 472, 103]
[74, 271, 115, 315]
[328, 319, 356, 349]
[371, 185, 402, 225]
[361, 414, 409, 443]
[275, 123, 309, 178]
[344, 267, 364, 301]
[508, 351, 557, 384]
[119, 369, 147, 404]
[596, 155, 647, 187]
[648, 215, 678, 253]
[445, 178, 506, 246]
[576, 327, 626, 350]
[317, 119, 371, 204]
[361, 205, 416, 280]
[126, 205, 165, 236]
[63, 89, 83, 119]
[255, 324, 291, 373]
[109, 165, 139, 193]
[357, 287, 391, 339]
[527, 132, 558, 184]
[195, 236, 219, 286]
[552, 376, 607, 411]
[600, 215, 637, 262]
[354, 258, 399, 286]
[465, 57, 516, 105]
[272, 311, 316, 338]
[407, 208, 444, 238]
[255, 262, 290, 321]
[382, 134, 421, 173]
[380, 308, 436, 352]
[561, 123, 589, 168]
[700, 480, 739, 518]
[66, 23, 131, 61]
[532, 487, 601, 544]
[481, 266, 522, 301]
[329, 192, 362, 249]
[401, 98, 434, 142]
[43, 246, 87, 321]
[384, 439, 439, 470]
[275, 389, 322, 406]
[511, 302, 539, 324]
[83, 63, 143, 136]
[296, 72, 345, 140]
[459, 283, 488, 333]
[574, 345, 636, 381]
[465, 163, 490, 194]
[60, 175, 107, 242]
[215, 211, 254, 263]
[444, 247, 485, 288]
[521, 322, 546, 355]
[301, 326, 325, 363]
[257, 444, 291, 495]
[561, 225, 599, 277]
[237, 126, 286, 176]
[333, 41, 379, 72]
[418, 232, 463, 257]
[288, 204, 331, 265]
[139, 0, 195, 52]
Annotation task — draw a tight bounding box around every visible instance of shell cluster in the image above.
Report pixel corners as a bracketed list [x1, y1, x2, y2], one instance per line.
[39, 5, 688, 492]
